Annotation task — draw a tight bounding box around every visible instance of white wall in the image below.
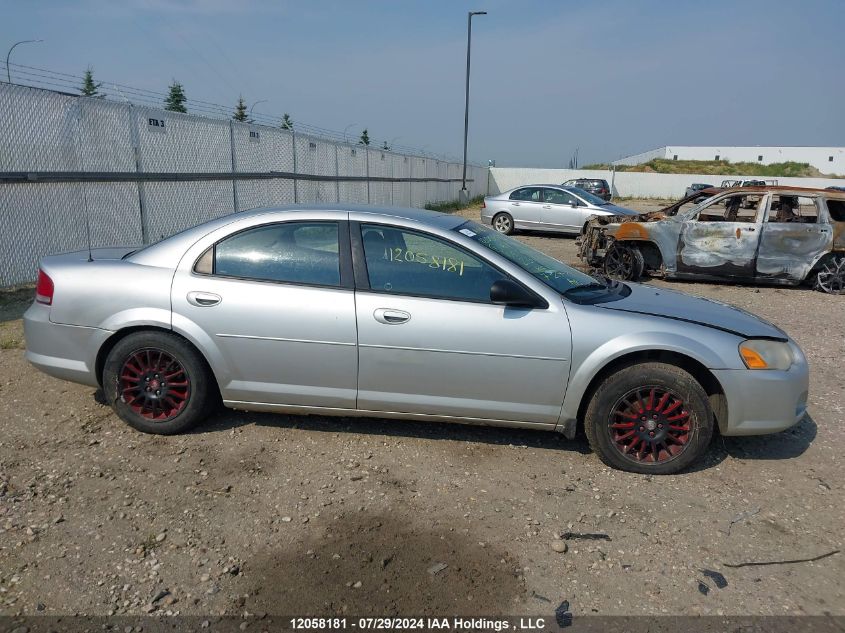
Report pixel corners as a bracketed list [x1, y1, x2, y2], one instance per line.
[488, 167, 845, 199]
[617, 146, 845, 175]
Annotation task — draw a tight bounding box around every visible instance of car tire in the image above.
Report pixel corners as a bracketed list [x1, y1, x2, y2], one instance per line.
[103, 330, 216, 435]
[492, 212, 514, 235]
[813, 254, 845, 294]
[584, 362, 714, 475]
[603, 242, 644, 281]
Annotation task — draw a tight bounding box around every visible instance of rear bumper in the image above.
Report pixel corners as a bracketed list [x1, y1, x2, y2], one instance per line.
[23, 303, 110, 387]
[712, 351, 809, 435]
[480, 209, 493, 225]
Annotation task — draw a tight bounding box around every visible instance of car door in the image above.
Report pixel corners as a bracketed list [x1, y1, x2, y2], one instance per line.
[676, 192, 766, 278]
[170, 218, 359, 408]
[540, 188, 584, 232]
[756, 194, 833, 281]
[352, 221, 571, 425]
[507, 187, 544, 230]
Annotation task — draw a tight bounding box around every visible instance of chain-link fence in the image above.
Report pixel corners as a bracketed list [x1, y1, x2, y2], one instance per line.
[0, 83, 487, 287]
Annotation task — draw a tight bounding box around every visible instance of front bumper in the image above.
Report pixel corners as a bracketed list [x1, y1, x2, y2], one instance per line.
[23, 303, 111, 388]
[712, 348, 809, 435]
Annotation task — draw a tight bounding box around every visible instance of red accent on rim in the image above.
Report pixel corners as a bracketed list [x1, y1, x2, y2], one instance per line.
[609, 387, 691, 464]
[119, 348, 189, 421]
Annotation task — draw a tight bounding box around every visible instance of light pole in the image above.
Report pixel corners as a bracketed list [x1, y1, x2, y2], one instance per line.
[5, 39, 43, 83]
[343, 123, 358, 144]
[460, 11, 486, 203]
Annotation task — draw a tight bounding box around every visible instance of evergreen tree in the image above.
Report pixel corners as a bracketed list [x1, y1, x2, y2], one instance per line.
[233, 96, 248, 122]
[164, 80, 187, 113]
[359, 128, 370, 146]
[280, 113, 293, 130]
[79, 67, 102, 97]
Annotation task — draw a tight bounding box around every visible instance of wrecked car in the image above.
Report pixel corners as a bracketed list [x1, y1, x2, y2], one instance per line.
[578, 186, 845, 294]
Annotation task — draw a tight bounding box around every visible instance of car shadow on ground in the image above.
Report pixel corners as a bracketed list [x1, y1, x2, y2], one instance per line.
[195, 406, 594, 455]
[189, 406, 816, 472]
[716, 413, 817, 461]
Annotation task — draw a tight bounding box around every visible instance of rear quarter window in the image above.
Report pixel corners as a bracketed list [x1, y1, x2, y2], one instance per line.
[827, 199, 845, 222]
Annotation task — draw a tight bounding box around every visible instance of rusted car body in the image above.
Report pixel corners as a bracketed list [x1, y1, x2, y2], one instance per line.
[578, 186, 845, 293]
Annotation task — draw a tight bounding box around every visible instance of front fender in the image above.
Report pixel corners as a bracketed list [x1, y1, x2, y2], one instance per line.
[560, 330, 736, 425]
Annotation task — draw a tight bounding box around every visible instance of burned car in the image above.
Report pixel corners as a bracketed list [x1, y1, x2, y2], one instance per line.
[578, 186, 845, 294]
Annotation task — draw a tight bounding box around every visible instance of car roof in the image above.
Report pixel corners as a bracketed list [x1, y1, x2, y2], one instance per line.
[130, 204, 465, 266]
[721, 185, 845, 198]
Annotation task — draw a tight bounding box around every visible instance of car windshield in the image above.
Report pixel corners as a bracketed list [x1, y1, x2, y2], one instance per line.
[453, 220, 600, 294]
[565, 187, 608, 206]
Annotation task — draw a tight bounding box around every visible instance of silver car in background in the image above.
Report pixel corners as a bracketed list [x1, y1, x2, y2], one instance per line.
[24, 205, 809, 474]
[481, 185, 641, 235]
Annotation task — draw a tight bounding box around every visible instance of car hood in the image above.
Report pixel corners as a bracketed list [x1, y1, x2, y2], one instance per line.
[596, 204, 640, 216]
[598, 283, 787, 340]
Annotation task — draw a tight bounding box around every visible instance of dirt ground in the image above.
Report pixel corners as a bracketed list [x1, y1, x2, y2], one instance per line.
[0, 199, 843, 620]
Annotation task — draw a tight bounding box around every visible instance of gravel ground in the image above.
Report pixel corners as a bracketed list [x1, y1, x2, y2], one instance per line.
[0, 199, 842, 619]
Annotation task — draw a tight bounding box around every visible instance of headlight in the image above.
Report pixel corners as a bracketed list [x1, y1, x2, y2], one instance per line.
[739, 339, 794, 370]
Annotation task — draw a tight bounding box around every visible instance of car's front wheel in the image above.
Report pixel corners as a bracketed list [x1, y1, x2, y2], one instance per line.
[493, 212, 514, 235]
[584, 362, 714, 474]
[603, 242, 644, 281]
[103, 331, 216, 434]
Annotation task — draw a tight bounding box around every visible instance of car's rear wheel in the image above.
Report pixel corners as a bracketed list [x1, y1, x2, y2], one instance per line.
[584, 362, 714, 474]
[814, 255, 845, 294]
[493, 212, 514, 235]
[103, 331, 215, 434]
[603, 242, 644, 281]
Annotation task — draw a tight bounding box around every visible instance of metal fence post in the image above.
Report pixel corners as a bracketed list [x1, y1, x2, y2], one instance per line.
[229, 120, 239, 213]
[335, 143, 340, 202]
[365, 146, 371, 204]
[127, 104, 149, 244]
[291, 129, 298, 203]
[408, 157, 413, 206]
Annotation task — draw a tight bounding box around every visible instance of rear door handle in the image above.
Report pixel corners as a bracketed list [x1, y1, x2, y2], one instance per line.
[542, 205, 551, 209]
[187, 291, 222, 307]
[373, 308, 411, 325]
[512, 202, 521, 206]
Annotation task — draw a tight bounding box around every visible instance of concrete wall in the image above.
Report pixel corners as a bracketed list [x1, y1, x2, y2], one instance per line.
[488, 167, 845, 200]
[616, 146, 845, 174]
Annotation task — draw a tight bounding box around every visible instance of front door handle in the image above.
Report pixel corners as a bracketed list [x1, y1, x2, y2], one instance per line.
[512, 202, 521, 206]
[187, 291, 222, 307]
[542, 205, 551, 209]
[373, 308, 411, 325]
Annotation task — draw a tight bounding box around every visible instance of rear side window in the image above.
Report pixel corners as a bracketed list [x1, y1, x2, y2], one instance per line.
[212, 222, 340, 286]
[509, 187, 542, 202]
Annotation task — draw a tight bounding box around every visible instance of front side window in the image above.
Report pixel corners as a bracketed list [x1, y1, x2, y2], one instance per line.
[565, 187, 608, 206]
[543, 188, 578, 205]
[509, 187, 542, 202]
[360, 224, 503, 302]
[692, 193, 762, 223]
[213, 222, 340, 286]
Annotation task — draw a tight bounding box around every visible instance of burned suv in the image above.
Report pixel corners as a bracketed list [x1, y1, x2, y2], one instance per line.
[578, 186, 845, 294]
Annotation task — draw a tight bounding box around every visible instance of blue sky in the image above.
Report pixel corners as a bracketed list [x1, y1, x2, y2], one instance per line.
[3, 0, 844, 166]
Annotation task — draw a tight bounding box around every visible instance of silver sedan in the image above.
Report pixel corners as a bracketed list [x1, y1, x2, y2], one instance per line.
[24, 205, 809, 474]
[482, 184, 640, 235]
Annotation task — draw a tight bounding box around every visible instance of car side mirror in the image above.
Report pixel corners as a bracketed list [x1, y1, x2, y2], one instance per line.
[490, 279, 544, 308]
[570, 202, 578, 208]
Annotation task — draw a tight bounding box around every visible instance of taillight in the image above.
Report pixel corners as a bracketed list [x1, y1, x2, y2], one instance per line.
[481, 200, 486, 209]
[35, 269, 54, 305]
